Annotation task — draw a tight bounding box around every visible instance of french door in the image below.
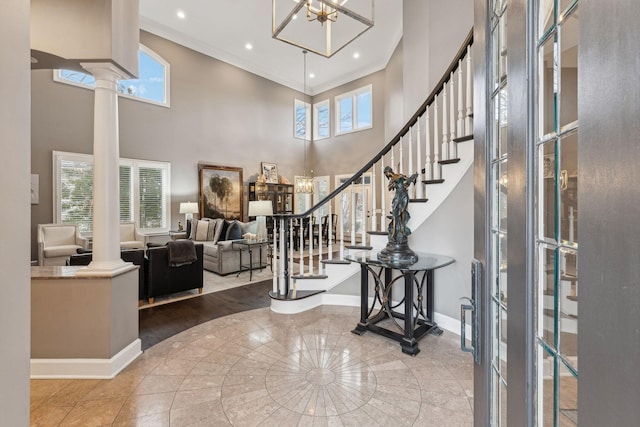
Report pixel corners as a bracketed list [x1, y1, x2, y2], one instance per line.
[473, 0, 580, 425]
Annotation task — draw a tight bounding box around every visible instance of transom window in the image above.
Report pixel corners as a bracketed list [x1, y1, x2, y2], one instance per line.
[335, 84, 372, 135]
[54, 44, 170, 107]
[313, 99, 330, 140]
[53, 151, 171, 234]
[294, 99, 311, 140]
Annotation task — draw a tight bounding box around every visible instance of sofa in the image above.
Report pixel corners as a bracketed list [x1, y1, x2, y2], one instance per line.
[68, 249, 146, 303]
[146, 242, 203, 304]
[186, 218, 269, 275]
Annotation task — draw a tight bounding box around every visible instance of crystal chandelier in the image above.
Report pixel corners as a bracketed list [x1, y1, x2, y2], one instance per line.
[272, 0, 374, 58]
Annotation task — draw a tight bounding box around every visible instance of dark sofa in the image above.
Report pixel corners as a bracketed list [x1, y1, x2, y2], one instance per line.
[145, 243, 204, 304]
[68, 249, 146, 302]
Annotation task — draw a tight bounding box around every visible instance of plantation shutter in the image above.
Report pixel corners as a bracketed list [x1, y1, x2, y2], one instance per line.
[119, 164, 133, 222]
[59, 157, 94, 233]
[138, 164, 166, 229]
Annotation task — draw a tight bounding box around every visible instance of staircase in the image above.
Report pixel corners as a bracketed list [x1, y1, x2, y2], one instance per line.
[270, 30, 474, 315]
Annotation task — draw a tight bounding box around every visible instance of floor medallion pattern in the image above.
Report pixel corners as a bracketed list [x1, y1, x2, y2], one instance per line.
[31, 305, 473, 426]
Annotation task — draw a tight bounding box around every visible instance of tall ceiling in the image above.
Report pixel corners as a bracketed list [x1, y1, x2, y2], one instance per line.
[139, 1, 403, 95]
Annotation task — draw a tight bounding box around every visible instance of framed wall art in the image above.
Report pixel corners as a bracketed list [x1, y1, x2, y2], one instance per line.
[198, 164, 243, 220]
[261, 162, 278, 184]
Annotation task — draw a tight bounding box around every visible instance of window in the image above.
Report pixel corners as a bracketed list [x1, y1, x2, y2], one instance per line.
[53, 151, 171, 234]
[335, 84, 372, 135]
[313, 99, 330, 140]
[54, 45, 170, 107]
[294, 99, 311, 140]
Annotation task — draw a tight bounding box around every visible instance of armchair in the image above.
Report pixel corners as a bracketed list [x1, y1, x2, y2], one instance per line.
[120, 221, 147, 249]
[37, 223, 88, 266]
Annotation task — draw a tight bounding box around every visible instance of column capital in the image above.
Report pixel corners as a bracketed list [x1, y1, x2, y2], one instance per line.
[80, 62, 129, 84]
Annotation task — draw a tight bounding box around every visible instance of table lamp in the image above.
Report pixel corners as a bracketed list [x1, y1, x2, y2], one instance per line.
[248, 200, 273, 241]
[179, 202, 199, 224]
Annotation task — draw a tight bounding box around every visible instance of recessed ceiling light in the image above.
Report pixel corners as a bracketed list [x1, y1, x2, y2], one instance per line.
[245, 43, 253, 50]
[176, 10, 186, 19]
[309, 73, 315, 78]
[353, 52, 360, 59]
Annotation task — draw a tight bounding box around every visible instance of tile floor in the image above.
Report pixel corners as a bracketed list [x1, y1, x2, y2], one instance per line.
[31, 305, 474, 426]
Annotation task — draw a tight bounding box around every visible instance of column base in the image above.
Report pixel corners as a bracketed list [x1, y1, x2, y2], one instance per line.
[76, 259, 133, 277]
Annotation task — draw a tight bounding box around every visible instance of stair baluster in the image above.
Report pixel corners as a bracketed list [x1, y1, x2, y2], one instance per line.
[433, 95, 441, 180]
[442, 83, 449, 161]
[465, 47, 473, 135]
[450, 72, 457, 159]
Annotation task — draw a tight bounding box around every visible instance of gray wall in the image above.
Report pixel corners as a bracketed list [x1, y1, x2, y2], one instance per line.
[309, 70, 387, 178]
[1, 0, 31, 424]
[30, 30, 308, 259]
[402, 0, 474, 117]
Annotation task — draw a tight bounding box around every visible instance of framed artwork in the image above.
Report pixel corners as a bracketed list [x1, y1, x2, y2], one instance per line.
[198, 164, 243, 220]
[261, 162, 278, 184]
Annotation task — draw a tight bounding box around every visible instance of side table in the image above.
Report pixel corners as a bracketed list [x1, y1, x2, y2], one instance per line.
[232, 240, 269, 281]
[346, 251, 455, 355]
[169, 230, 188, 241]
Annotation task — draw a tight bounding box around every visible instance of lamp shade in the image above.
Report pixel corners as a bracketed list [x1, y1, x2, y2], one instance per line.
[248, 200, 273, 217]
[179, 202, 199, 214]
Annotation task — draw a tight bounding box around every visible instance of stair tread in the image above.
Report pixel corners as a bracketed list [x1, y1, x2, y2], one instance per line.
[453, 134, 474, 143]
[424, 179, 445, 184]
[291, 273, 329, 280]
[269, 289, 325, 301]
[439, 158, 461, 165]
[368, 231, 388, 236]
[321, 259, 351, 265]
[344, 245, 373, 250]
[410, 198, 428, 203]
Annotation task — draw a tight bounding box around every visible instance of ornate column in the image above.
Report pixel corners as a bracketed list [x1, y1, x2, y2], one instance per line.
[77, 63, 129, 275]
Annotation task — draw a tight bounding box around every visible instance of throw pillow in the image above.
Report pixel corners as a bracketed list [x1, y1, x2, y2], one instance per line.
[212, 218, 225, 243]
[240, 220, 258, 235]
[217, 219, 230, 242]
[188, 219, 198, 240]
[195, 219, 210, 241]
[206, 219, 217, 241]
[226, 220, 243, 241]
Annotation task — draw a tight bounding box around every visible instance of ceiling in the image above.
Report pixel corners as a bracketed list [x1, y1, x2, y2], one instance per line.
[139, 1, 403, 95]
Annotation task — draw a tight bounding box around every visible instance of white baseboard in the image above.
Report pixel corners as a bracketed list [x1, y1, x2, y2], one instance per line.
[30, 339, 142, 379]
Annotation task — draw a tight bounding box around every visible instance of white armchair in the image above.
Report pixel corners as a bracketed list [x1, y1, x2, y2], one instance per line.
[37, 223, 88, 266]
[120, 222, 147, 249]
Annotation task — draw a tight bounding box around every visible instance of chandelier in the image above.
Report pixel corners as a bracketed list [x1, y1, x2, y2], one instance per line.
[306, 1, 338, 25]
[272, 0, 374, 58]
[296, 49, 314, 194]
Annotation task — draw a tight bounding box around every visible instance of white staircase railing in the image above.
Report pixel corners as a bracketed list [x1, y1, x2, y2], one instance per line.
[270, 29, 474, 302]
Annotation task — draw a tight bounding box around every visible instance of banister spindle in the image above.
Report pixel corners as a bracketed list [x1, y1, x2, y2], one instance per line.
[433, 95, 440, 180]
[272, 218, 278, 294]
[372, 162, 377, 231]
[308, 214, 313, 274]
[328, 203, 333, 260]
[425, 109, 432, 181]
[350, 183, 356, 246]
[416, 118, 423, 199]
[442, 83, 449, 161]
[380, 157, 386, 233]
[408, 127, 414, 198]
[361, 177, 367, 246]
[465, 47, 473, 135]
[399, 135, 404, 175]
[449, 72, 457, 160]
[457, 60, 464, 137]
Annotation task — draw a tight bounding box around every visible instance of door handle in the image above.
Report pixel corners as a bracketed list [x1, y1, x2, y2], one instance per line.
[460, 260, 482, 364]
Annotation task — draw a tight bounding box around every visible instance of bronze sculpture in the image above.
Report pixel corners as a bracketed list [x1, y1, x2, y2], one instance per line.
[378, 166, 419, 266]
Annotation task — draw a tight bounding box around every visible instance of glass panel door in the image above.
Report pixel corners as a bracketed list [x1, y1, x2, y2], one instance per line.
[535, 1, 579, 425]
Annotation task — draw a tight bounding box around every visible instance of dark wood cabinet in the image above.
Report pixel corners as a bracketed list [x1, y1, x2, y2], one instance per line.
[248, 182, 294, 217]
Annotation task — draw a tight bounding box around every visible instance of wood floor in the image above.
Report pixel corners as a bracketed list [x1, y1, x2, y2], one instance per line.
[138, 279, 272, 350]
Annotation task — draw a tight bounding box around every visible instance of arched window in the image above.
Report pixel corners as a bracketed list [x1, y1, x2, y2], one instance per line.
[54, 44, 170, 107]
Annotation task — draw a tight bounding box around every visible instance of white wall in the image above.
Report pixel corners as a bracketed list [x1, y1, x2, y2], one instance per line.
[409, 168, 474, 320]
[0, 0, 31, 424]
